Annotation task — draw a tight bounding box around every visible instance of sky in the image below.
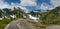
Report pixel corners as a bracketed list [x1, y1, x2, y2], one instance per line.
[0, 0, 60, 10]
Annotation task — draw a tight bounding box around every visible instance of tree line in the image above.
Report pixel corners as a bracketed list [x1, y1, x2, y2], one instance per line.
[0, 7, 23, 18]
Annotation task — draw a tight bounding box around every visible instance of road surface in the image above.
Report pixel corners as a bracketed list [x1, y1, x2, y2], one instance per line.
[4, 19, 39, 29]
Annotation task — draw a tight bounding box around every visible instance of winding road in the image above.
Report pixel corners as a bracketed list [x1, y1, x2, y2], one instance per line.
[4, 19, 38, 29]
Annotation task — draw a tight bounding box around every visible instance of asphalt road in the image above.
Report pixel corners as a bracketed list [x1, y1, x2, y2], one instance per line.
[4, 19, 37, 29]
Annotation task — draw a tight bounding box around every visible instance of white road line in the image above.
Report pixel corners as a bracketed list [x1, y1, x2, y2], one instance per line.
[4, 24, 10, 29]
[17, 24, 22, 29]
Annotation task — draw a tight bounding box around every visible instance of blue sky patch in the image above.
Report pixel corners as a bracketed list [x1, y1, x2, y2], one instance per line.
[25, 6, 36, 10]
[4, 0, 20, 5]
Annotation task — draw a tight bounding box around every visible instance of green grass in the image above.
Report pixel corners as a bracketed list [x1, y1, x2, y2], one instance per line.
[41, 19, 60, 25]
[40, 9, 60, 25]
[0, 18, 17, 29]
[0, 18, 10, 29]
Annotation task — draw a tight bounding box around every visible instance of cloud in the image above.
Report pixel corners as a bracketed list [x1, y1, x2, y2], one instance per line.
[0, 0, 37, 10]
[0, 0, 28, 10]
[36, 0, 54, 10]
[40, 3, 48, 10]
[0, 0, 11, 9]
[20, 0, 37, 6]
[38, 3, 54, 10]
[51, 0, 60, 7]
[0, 0, 57, 10]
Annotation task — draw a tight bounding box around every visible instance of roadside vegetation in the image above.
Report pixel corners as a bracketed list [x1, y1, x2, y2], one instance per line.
[0, 18, 11, 29]
[0, 7, 24, 29]
[40, 6, 60, 25]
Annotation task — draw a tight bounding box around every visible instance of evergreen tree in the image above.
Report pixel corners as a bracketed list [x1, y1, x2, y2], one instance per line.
[0, 9, 2, 18]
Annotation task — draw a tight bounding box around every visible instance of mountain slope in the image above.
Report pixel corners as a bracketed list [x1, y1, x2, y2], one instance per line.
[41, 6, 60, 25]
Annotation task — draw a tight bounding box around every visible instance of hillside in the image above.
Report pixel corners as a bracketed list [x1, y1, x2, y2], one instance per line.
[41, 6, 60, 25]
